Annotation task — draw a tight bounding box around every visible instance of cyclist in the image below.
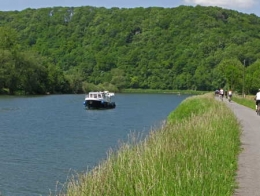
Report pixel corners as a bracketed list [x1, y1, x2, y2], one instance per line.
[227, 90, 232, 102]
[255, 89, 260, 112]
[219, 88, 224, 101]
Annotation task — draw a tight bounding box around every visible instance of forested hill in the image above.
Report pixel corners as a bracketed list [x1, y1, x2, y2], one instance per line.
[1, 5, 260, 95]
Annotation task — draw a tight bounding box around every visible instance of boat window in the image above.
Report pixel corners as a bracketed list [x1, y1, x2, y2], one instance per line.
[98, 94, 101, 98]
[94, 94, 97, 98]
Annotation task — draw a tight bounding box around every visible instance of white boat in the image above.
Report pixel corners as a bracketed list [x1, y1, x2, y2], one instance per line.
[83, 91, 116, 109]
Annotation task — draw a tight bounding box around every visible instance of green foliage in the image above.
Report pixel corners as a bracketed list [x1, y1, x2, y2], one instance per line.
[214, 58, 244, 91]
[1, 6, 260, 94]
[245, 60, 260, 94]
[0, 27, 18, 50]
[110, 68, 126, 90]
[65, 67, 85, 94]
[82, 82, 118, 93]
[0, 50, 14, 91]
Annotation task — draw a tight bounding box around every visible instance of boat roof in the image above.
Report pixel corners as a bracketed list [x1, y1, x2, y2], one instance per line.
[88, 91, 115, 97]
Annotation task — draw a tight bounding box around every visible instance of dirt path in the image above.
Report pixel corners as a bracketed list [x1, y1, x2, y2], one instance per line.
[222, 98, 260, 196]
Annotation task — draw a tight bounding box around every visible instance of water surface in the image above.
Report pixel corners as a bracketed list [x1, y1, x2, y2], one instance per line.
[0, 93, 190, 196]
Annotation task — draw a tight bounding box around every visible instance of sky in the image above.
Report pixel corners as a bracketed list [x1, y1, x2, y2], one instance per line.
[0, 0, 259, 16]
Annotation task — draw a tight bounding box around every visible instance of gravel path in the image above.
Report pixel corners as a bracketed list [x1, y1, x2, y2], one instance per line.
[223, 98, 260, 196]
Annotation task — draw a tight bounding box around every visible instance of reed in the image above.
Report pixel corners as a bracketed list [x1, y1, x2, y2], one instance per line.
[56, 93, 240, 196]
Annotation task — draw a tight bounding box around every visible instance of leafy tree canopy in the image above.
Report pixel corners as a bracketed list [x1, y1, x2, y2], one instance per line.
[1, 5, 260, 94]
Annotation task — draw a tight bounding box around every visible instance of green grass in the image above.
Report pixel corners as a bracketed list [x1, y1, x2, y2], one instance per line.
[55, 93, 241, 196]
[232, 95, 255, 110]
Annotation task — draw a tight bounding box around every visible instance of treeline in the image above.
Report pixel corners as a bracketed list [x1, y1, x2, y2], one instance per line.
[1, 5, 260, 95]
[0, 27, 70, 94]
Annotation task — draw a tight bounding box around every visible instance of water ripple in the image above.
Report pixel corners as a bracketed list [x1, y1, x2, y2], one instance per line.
[0, 107, 20, 112]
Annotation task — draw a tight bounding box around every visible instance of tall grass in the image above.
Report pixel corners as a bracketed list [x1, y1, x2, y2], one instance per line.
[57, 93, 240, 196]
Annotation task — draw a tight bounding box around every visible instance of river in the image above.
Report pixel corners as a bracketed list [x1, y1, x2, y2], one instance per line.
[0, 93, 190, 196]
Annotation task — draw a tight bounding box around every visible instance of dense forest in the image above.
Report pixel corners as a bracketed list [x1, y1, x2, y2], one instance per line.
[1, 5, 260, 95]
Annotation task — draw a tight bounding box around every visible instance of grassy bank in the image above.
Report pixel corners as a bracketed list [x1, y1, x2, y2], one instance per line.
[57, 93, 241, 196]
[232, 95, 255, 110]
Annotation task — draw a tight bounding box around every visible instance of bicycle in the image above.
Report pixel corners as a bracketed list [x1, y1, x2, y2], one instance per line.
[219, 94, 224, 101]
[257, 102, 260, 116]
[228, 95, 232, 102]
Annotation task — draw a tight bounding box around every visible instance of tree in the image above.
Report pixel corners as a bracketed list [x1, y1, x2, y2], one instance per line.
[110, 68, 126, 90]
[245, 60, 260, 94]
[214, 58, 244, 91]
[65, 67, 85, 94]
[193, 64, 212, 91]
[0, 27, 17, 51]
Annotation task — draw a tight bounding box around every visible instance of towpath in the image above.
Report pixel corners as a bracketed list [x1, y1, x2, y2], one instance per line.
[221, 97, 260, 196]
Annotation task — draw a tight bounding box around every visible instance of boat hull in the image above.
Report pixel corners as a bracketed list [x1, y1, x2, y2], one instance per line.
[84, 100, 116, 109]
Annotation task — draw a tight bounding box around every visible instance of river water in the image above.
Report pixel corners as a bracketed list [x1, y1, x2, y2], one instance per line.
[0, 93, 190, 196]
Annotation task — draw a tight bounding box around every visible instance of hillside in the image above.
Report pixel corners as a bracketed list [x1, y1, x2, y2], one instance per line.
[1, 5, 260, 94]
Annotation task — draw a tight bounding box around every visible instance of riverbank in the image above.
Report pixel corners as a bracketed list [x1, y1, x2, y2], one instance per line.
[56, 93, 240, 195]
[0, 88, 207, 96]
[121, 88, 207, 95]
